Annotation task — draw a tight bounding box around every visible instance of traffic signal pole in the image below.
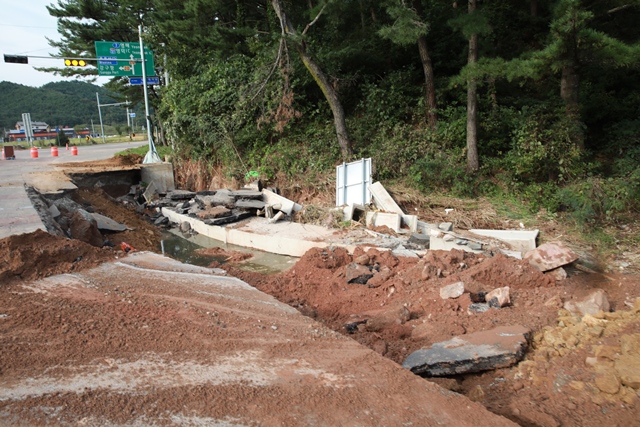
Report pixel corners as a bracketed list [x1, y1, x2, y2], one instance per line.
[139, 24, 161, 164]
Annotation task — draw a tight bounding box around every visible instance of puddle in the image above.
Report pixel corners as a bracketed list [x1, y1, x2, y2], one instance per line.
[160, 229, 297, 274]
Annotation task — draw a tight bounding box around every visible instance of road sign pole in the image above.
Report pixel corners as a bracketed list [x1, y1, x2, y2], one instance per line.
[96, 92, 106, 144]
[139, 25, 161, 164]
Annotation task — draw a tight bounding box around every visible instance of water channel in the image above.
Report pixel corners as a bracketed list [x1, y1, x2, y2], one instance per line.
[160, 228, 297, 274]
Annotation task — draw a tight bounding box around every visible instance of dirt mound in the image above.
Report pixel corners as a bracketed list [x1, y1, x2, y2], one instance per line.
[0, 230, 115, 283]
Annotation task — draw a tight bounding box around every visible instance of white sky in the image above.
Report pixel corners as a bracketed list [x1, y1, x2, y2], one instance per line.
[0, 0, 109, 87]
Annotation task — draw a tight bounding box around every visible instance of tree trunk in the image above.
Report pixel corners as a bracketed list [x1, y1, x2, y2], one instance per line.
[414, 0, 437, 130]
[466, 0, 479, 172]
[561, 62, 584, 149]
[271, 0, 353, 159]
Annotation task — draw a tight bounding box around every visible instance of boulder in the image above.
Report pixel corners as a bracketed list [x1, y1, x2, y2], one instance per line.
[524, 241, 578, 272]
[346, 263, 374, 285]
[564, 289, 610, 316]
[440, 282, 465, 300]
[486, 286, 510, 308]
[403, 325, 531, 376]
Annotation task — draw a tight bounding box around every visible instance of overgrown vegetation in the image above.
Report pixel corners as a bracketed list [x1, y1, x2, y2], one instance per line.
[42, 0, 640, 241]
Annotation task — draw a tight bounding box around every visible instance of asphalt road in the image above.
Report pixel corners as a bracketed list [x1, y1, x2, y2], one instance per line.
[0, 141, 148, 239]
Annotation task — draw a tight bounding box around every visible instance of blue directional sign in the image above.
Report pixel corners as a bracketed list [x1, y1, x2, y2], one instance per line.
[128, 76, 160, 85]
[129, 113, 136, 118]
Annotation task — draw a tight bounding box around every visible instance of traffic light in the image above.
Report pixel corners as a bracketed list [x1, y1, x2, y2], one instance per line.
[64, 58, 88, 67]
[4, 55, 28, 64]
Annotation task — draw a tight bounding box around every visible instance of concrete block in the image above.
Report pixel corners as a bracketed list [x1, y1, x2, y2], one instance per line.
[262, 189, 302, 216]
[438, 222, 453, 232]
[141, 163, 175, 193]
[369, 182, 404, 215]
[230, 189, 263, 200]
[470, 229, 539, 254]
[403, 325, 530, 376]
[343, 203, 366, 222]
[366, 211, 402, 233]
[236, 199, 266, 210]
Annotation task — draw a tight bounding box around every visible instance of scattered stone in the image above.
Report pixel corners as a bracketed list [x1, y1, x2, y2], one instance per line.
[546, 266, 568, 281]
[48, 204, 61, 218]
[438, 222, 453, 232]
[179, 221, 191, 233]
[468, 303, 491, 314]
[486, 287, 510, 308]
[402, 325, 531, 376]
[470, 292, 487, 303]
[615, 355, 640, 389]
[154, 216, 169, 226]
[455, 239, 468, 245]
[346, 263, 374, 284]
[353, 254, 370, 265]
[391, 245, 419, 258]
[365, 305, 410, 332]
[345, 320, 367, 334]
[440, 281, 465, 300]
[468, 242, 483, 251]
[443, 234, 455, 242]
[524, 241, 579, 272]
[564, 289, 610, 316]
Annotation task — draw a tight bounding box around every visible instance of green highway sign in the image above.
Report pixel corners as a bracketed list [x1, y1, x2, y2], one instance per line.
[94, 41, 156, 77]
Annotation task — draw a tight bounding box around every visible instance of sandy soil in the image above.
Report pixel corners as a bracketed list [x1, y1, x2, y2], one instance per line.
[1, 156, 639, 426]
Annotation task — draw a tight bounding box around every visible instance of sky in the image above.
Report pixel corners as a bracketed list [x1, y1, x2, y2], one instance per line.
[0, 0, 109, 87]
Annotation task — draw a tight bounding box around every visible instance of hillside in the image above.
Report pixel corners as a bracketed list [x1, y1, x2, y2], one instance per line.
[0, 80, 130, 130]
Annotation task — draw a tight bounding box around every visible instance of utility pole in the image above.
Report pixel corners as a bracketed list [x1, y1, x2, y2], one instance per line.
[139, 24, 161, 163]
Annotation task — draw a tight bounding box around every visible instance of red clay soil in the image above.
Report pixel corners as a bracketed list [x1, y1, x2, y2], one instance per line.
[1, 223, 639, 425]
[226, 246, 640, 427]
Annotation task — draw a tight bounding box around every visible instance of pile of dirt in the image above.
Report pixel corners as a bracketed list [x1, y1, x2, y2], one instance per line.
[226, 246, 640, 426]
[0, 229, 115, 283]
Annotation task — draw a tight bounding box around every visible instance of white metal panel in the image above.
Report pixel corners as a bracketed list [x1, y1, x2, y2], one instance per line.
[335, 158, 372, 206]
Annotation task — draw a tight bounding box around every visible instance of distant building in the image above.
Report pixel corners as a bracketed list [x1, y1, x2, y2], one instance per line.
[15, 121, 50, 132]
[4, 122, 90, 142]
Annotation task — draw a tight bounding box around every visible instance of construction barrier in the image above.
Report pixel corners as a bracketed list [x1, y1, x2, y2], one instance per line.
[51, 146, 59, 157]
[71, 146, 78, 156]
[30, 147, 38, 159]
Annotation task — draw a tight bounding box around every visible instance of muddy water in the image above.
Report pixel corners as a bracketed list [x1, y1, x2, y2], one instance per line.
[160, 229, 297, 274]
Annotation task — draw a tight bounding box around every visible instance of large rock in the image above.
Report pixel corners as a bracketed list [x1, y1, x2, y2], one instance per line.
[440, 281, 465, 299]
[346, 263, 374, 284]
[486, 286, 510, 308]
[564, 289, 610, 316]
[403, 325, 530, 376]
[524, 241, 578, 272]
[70, 209, 104, 247]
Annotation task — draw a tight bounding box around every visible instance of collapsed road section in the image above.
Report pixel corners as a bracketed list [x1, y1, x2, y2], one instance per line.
[0, 251, 517, 426]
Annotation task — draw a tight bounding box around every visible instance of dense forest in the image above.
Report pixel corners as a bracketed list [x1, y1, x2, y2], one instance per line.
[40, 0, 640, 226]
[0, 81, 136, 131]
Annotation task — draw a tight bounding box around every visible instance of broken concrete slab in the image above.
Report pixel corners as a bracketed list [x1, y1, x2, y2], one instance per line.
[142, 181, 158, 204]
[235, 199, 266, 210]
[366, 211, 401, 233]
[440, 281, 465, 299]
[70, 209, 104, 248]
[391, 245, 420, 258]
[369, 181, 417, 231]
[196, 206, 232, 220]
[439, 222, 453, 232]
[525, 241, 579, 272]
[167, 190, 196, 200]
[262, 189, 302, 216]
[141, 162, 175, 194]
[343, 203, 366, 223]
[564, 289, 610, 316]
[91, 213, 128, 232]
[204, 211, 253, 226]
[408, 233, 430, 249]
[230, 189, 263, 200]
[470, 229, 539, 254]
[403, 325, 531, 376]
